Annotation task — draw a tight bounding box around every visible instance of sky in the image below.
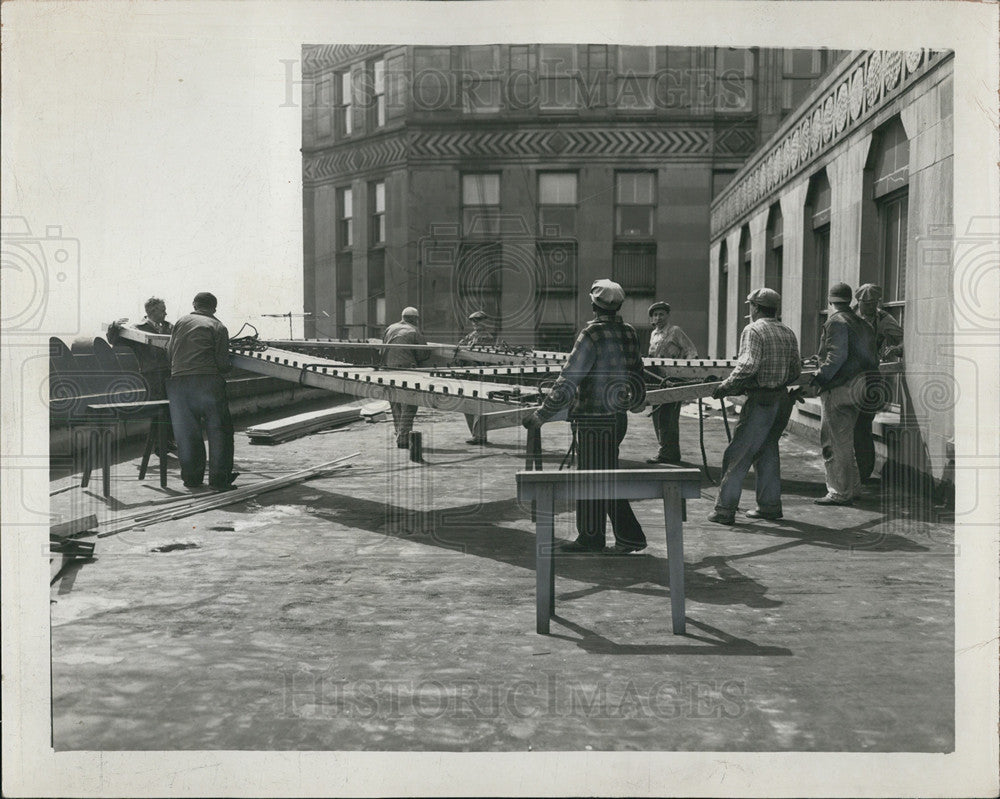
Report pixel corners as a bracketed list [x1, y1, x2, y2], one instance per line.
[3, 3, 305, 340]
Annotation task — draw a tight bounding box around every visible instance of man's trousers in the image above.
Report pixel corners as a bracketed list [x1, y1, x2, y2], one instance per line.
[715, 388, 794, 516]
[573, 413, 646, 549]
[820, 382, 863, 501]
[651, 401, 682, 462]
[166, 374, 234, 488]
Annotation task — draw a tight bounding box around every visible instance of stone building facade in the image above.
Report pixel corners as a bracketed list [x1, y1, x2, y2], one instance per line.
[709, 50, 954, 486]
[301, 44, 843, 350]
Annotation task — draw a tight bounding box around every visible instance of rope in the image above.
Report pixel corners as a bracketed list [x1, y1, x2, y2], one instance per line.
[229, 322, 268, 352]
[720, 398, 732, 442]
[698, 398, 717, 485]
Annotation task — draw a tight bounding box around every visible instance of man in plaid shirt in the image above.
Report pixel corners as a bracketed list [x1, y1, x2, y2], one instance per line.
[708, 288, 801, 525]
[523, 279, 648, 554]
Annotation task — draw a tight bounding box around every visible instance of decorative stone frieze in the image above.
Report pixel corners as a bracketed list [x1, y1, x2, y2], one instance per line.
[711, 48, 946, 238]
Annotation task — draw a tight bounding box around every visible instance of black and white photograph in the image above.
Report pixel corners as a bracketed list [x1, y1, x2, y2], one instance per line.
[2, 1, 998, 796]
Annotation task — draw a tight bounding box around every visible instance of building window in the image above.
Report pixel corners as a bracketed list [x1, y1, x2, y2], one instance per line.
[314, 75, 332, 137]
[507, 45, 536, 109]
[616, 46, 656, 111]
[584, 45, 609, 108]
[802, 169, 832, 357]
[370, 59, 386, 128]
[868, 118, 910, 329]
[461, 45, 501, 113]
[612, 243, 656, 295]
[336, 253, 353, 298]
[715, 48, 755, 112]
[385, 53, 407, 119]
[370, 181, 385, 246]
[737, 225, 752, 340]
[368, 249, 386, 330]
[879, 190, 908, 315]
[538, 172, 577, 237]
[539, 44, 579, 111]
[413, 47, 452, 111]
[717, 241, 729, 358]
[614, 172, 656, 239]
[457, 242, 503, 320]
[782, 49, 834, 112]
[335, 71, 353, 137]
[462, 173, 501, 237]
[336, 187, 353, 249]
[766, 203, 783, 293]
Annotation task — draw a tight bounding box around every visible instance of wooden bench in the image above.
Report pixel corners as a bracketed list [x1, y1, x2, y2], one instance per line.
[516, 468, 703, 635]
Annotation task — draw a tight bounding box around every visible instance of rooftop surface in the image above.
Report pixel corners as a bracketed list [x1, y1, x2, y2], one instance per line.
[49, 399, 954, 752]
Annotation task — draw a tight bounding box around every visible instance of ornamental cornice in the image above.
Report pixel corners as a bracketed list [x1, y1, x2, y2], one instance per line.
[302, 44, 392, 75]
[710, 48, 950, 240]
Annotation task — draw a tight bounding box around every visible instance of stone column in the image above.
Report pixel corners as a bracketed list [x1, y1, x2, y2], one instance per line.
[825, 133, 872, 288]
[748, 208, 769, 289]
[725, 228, 742, 356]
[778, 179, 810, 343]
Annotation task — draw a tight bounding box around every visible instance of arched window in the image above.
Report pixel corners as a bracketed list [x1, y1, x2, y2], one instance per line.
[737, 225, 752, 341]
[863, 117, 910, 328]
[765, 202, 783, 294]
[717, 240, 728, 358]
[801, 169, 831, 357]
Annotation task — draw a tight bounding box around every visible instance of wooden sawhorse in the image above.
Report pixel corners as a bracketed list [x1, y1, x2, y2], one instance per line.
[515, 469, 703, 635]
[86, 399, 171, 493]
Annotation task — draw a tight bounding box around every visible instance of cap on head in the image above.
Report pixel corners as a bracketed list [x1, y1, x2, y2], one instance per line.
[828, 282, 853, 303]
[589, 279, 625, 311]
[401, 306, 420, 320]
[193, 292, 217, 311]
[745, 288, 780, 310]
[855, 283, 883, 302]
[468, 310, 488, 322]
[647, 301, 671, 316]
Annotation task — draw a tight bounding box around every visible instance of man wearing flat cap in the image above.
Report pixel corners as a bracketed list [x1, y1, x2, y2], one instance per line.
[382, 306, 430, 448]
[853, 283, 904, 481]
[458, 310, 499, 445]
[809, 282, 879, 506]
[522, 279, 648, 554]
[707, 288, 801, 525]
[166, 292, 237, 491]
[646, 300, 698, 464]
[458, 310, 497, 348]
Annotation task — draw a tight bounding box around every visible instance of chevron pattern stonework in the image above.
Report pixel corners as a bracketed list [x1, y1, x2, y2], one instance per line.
[410, 128, 712, 159]
[304, 126, 724, 183]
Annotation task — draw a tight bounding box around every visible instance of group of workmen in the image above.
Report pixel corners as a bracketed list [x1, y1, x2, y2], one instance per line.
[110, 292, 238, 493]
[113, 277, 901, 548]
[377, 276, 900, 552]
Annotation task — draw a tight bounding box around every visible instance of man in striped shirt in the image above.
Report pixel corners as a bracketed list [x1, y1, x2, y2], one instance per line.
[708, 288, 801, 525]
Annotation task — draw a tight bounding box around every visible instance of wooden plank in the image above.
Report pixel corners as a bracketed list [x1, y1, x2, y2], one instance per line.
[50, 514, 99, 539]
[98, 453, 360, 538]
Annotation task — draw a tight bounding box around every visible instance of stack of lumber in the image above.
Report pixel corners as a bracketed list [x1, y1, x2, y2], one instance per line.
[244, 404, 363, 444]
[50, 514, 99, 583]
[97, 453, 359, 538]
